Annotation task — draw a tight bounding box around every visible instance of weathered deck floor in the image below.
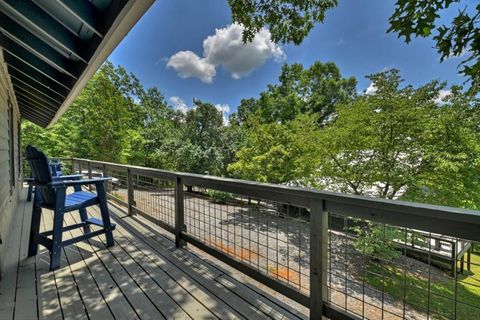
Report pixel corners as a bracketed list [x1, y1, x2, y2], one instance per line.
[0, 189, 308, 319]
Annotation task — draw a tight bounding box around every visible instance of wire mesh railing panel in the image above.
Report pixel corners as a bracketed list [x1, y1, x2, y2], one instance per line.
[183, 186, 311, 293]
[106, 168, 128, 203]
[77, 162, 89, 179]
[132, 174, 175, 227]
[326, 212, 480, 320]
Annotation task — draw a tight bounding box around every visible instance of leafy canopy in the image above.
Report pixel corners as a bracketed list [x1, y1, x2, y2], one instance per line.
[231, 61, 356, 125]
[388, 1, 480, 93]
[228, 0, 338, 44]
[317, 69, 480, 208]
[228, 113, 320, 184]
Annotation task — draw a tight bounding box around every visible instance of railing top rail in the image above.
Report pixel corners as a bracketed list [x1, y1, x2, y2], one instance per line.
[68, 157, 480, 241]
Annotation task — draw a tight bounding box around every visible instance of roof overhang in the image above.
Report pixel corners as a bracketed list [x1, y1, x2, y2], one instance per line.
[0, 0, 154, 128]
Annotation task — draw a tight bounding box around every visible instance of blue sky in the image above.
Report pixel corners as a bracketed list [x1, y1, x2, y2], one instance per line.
[109, 0, 467, 117]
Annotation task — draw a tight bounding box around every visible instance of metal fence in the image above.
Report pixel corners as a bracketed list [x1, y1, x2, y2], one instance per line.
[68, 158, 480, 320]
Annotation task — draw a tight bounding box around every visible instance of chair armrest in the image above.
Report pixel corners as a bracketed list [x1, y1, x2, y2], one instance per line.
[52, 174, 83, 181]
[48, 178, 111, 188]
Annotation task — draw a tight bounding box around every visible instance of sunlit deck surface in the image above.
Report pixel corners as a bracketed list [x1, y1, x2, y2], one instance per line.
[0, 189, 308, 319]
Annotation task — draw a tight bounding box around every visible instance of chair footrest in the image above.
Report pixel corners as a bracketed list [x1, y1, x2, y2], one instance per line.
[40, 219, 115, 238]
[61, 228, 113, 247]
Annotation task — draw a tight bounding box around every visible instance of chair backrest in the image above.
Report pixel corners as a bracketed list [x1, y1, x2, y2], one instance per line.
[49, 159, 62, 177]
[26, 145, 56, 205]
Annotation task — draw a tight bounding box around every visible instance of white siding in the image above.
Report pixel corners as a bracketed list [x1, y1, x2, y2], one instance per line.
[0, 48, 22, 276]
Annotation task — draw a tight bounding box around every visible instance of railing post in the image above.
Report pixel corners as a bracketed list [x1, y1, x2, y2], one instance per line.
[310, 200, 328, 320]
[127, 168, 135, 216]
[87, 161, 92, 191]
[103, 164, 109, 193]
[71, 159, 75, 175]
[175, 176, 186, 247]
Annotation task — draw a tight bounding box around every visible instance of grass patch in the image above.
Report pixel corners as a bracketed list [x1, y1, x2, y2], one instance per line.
[365, 253, 480, 319]
[206, 189, 235, 204]
[111, 191, 127, 202]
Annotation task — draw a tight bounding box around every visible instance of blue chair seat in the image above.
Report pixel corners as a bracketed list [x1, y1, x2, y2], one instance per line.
[64, 191, 99, 212]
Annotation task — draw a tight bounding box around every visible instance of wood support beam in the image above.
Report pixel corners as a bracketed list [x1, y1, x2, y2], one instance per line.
[0, 0, 89, 62]
[0, 34, 79, 82]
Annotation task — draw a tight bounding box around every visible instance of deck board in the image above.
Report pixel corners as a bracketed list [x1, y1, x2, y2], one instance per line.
[61, 214, 115, 320]
[42, 211, 89, 320]
[64, 213, 140, 320]
[0, 192, 26, 320]
[4, 188, 308, 320]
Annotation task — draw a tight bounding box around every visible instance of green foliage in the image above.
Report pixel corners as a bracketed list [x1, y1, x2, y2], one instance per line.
[68, 63, 132, 162]
[389, 1, 480, 93]
[228, 0, 338, 44]
[206, 189, 235, 204]
[228, 113, 320, 184]
[173, 100, 229, 175]
[127, 87, 179, 169]
[351, 223, 403, 261]
[316, 69, 480, 207]
[402, 88, 480, 208]
[231, 61, 357, 125]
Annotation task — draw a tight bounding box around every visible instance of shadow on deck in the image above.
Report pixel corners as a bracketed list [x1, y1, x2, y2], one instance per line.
[0, 188, 308, 319]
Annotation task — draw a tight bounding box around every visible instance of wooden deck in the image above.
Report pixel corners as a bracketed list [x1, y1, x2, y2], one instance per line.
[0, 189, 308, 319]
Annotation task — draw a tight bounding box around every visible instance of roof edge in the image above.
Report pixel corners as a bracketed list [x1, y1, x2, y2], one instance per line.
[47, 0, 154, 128]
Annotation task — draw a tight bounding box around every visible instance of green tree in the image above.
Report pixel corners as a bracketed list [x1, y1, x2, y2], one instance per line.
[228, 113, 320, 184]
[66, 63, 132, 162]
[318, 70, 441, 197]
[22, 61, 143, 164]
[228, 0, 338, 44]
[403, 87, 480, 209]
[175, 100, 228, 175]
[126, 87, 179, 169]
[21, 120, 74, 157]
[316, 70, 480, 260]
[318, 69, 480, 207]
[232, 61, 357, 124]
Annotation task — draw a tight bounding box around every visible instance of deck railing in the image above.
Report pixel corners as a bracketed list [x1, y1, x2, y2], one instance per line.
[65, 157, 480, 320]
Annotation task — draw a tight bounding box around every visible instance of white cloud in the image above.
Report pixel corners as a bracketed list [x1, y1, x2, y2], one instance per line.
[169, 96, 190, 113]
[167, 23, 284, 83]
[433, 89, 451, 105]
[167, 51, 216, 83]
[365, 82, 378, 95]
[214, 103, 230, 114]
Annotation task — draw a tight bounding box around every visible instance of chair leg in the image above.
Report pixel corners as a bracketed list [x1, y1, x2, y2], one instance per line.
[78, 208, 91, 234]
[27, 184, 33, 202]
[74, 184, 91, 233]
[96, 183, 114, 247]
[28, 204, 42, 257]
[50, 189, 66, 271]
[50, 210, 64, 270]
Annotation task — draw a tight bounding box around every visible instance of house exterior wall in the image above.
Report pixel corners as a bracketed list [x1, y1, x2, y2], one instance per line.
[0, 48, 22, 276]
